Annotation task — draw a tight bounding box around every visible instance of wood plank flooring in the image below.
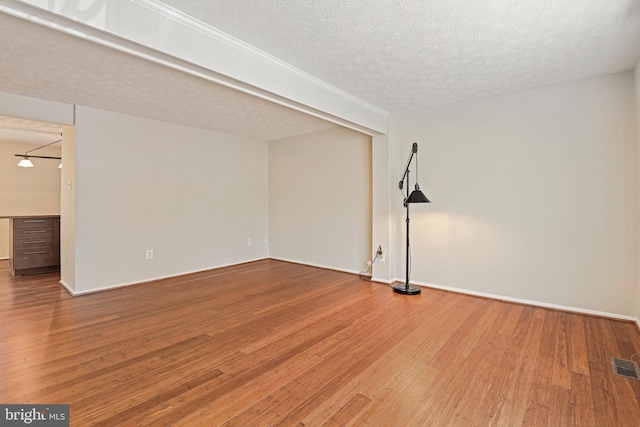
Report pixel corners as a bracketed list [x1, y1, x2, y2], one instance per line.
[1, 259, 639, 426]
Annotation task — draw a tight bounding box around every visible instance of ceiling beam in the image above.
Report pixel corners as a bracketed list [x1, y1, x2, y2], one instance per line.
[2, 0, 389, 136]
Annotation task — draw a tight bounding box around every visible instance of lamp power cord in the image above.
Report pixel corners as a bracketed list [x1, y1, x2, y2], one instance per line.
[359, 246, 384, 281]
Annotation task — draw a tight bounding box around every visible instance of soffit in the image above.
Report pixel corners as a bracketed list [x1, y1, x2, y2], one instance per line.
[0, 115, 62, 145]
[158, 0, 640, 112]
[0, 12, 338, 141]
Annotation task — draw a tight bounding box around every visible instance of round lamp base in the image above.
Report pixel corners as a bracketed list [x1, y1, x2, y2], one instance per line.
[392, 284, 421, 295]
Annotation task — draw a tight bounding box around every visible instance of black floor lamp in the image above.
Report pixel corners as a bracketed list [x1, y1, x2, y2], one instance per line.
[393, 142, 430, 295]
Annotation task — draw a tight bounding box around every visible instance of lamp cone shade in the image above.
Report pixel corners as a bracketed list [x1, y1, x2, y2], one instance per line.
[18, 157, 34, 168]
[406, 186, 430, 204]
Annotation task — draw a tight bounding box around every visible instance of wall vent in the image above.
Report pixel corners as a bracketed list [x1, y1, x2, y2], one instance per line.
[611, 357, 640, 380]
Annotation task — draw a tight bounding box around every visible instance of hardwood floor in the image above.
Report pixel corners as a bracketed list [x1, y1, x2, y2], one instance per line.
[1, 259, 639, 426]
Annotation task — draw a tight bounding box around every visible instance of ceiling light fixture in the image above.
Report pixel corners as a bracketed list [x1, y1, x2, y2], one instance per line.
[15, 136, 62, 168]
[18, 157, 34, 168]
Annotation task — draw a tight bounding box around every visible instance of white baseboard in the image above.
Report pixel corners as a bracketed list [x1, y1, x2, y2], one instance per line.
[59, 279, 74, 295]
[269, 257, 397, 286]
[269, 257, 362, 276]
[371, 276, 394, 285]
[0, 257, 8, 260]
[55, 256, 640, 327]
[60, 257, 269, 296]
[395, 277, 638, 324]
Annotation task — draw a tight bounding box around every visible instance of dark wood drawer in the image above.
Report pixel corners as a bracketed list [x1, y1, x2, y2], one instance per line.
[14, 237, 54, 250]
[13, 248, 55, 270]
[14, 228, 53, 239]
[13, 217, 54, 229]
[9, 216, 60, 276]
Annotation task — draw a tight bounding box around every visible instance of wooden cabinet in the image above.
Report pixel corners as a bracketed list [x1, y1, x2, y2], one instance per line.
[9, 216, 61, 276]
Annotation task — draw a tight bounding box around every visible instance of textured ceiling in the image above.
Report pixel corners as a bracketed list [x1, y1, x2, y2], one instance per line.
[1, 0, 640, 144]
[158, 0, 640, 112]
[0, 115, 63, 145]
[0, 12, 337, 142]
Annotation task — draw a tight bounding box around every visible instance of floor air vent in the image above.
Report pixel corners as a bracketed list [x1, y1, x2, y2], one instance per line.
[611, 357, 640, 380]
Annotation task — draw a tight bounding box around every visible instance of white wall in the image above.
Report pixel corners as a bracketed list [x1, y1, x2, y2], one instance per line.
[0, 140, 61, 259]
[69, 106, 269, 293]
[371, 133, 393, 282]
[394, 72, 638, 317]
[60, 126, 76, 290]
[269, 127, 372, 273]
[635, 62, 640, 322]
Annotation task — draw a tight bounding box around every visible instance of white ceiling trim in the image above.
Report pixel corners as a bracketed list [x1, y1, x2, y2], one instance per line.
[6, 0, 388, 135]
[133, 0, 388, 116]
[156, 0, 640, 114]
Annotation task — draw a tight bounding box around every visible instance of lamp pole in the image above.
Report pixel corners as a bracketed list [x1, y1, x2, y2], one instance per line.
[393, 143, 429, 296]
[404, 188, 413, 292]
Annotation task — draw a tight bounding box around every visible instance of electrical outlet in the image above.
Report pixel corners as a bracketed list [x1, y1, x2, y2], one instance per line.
[247, 238, 252, 246]
[146, 249, 154, 259]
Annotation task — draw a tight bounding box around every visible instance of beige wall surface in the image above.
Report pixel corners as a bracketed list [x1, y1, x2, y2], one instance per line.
[0, 140, 61, 258]
[394, 71, 638, 316]
[70, 106, 269, 293]
[269, 127, 372, 272]
[0, 220, 7, 260]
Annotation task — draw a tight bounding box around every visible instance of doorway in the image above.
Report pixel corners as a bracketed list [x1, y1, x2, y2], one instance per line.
[0, 115, 65, 271]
